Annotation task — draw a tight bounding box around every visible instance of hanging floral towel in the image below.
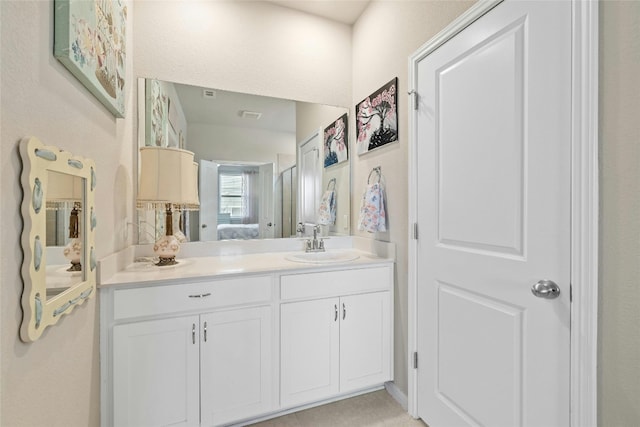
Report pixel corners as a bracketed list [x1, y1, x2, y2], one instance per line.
[358, 182, 386, 232]
[318, 190, 337, 225]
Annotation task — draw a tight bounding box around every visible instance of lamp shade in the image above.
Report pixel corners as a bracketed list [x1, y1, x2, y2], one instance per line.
[47, 170, 84, 209]
[137, 146, 200, 210]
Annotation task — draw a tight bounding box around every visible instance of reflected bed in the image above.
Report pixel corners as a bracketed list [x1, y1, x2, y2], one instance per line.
[217, 224, 259, 240]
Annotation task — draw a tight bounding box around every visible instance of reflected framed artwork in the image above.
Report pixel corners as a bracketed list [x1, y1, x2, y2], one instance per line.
[54, 0, 127, 117]
[324, 113, 349, 168]
[356, 77, 398, 155]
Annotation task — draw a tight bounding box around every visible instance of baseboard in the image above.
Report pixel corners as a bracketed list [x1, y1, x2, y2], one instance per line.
[230, 386, 384, 426]
[384, 381, 408, 411]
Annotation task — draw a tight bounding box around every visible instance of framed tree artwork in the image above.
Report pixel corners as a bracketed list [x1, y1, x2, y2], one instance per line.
[54, 0, 127, 118]
[356, 78, 398, 155]
[324, 113, 349, 168]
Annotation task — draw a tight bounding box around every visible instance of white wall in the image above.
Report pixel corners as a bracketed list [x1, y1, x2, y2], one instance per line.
[351, 0, 476, 396]
[187, 123, 295, 165]
[599, 1, 640, 425]
[0, 1, 135, 426]
[134, 1, 352, 109]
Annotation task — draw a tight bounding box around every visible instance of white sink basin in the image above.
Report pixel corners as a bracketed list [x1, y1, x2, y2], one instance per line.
[285, 251, 360, 264]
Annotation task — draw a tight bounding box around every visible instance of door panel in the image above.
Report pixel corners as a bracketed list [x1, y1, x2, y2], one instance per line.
[113, 316, 200, 427]
[259, 163, 275, 238]
[340, 292, 392, 393]
[199, 159, 219, 241]
[280, 298, 339, 407]
[200, 306, 272, 426]
[437, 18, 525, 257]
[298, 131, 321, 226]
[416, 1, 571, 426]
[437, 284, 523, 427]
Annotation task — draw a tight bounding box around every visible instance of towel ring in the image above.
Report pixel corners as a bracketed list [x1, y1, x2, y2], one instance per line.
[368, 166, 381, 184]
[327, 178, 337, 191]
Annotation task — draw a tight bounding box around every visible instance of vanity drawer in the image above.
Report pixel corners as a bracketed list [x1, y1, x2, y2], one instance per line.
[280, 265, 392, 301]
[113, 275, 272, 320]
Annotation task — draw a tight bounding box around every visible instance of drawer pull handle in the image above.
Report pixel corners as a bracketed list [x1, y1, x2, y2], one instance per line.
[188, 293, 212, 298]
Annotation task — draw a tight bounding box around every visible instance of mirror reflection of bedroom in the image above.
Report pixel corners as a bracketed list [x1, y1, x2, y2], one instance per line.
[199, 161, 275, 241]
[140, 78, 348, 243]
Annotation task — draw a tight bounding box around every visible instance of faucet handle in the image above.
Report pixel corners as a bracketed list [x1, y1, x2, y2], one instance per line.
[318, 239, 325, 251]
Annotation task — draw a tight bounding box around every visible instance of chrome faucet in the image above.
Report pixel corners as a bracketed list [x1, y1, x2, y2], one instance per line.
[305, 224, 325, 252]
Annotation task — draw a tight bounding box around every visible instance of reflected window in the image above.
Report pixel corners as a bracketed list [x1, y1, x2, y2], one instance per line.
[218, 166, 259, 224]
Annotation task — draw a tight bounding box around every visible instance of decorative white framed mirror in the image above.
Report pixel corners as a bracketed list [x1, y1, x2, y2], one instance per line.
[19, 136, 97, 342]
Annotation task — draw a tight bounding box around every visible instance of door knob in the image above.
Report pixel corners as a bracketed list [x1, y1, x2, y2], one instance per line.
[267, 222, 273, 227]
[531, 280, 561, 299]
[202, 224, 208, 228]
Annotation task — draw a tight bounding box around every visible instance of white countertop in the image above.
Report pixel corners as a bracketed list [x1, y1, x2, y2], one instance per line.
[99, 249, 393, 288]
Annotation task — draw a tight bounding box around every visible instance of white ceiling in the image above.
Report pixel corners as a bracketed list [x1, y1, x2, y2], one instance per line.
[267, 0, 371, 25]
[174, 83, 297, 133]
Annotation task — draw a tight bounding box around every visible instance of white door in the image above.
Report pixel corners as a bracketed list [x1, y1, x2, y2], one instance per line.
[199, 159, 219, 241]
[340, 292, 392, 393]
[298, 130, 322, 227]
[280, 298, 339, 407]
[416, 1, 571, 426]
[113, 316, 200, 427]
[200, 307, 273, 426]
[258, 163, 275, 238]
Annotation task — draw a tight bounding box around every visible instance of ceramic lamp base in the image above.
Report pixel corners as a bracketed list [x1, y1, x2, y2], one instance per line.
[66, 261, 82, 272]
[153, 234, 181, 266]
[156, 256, 178, 267]
[64, 238, 82, 271]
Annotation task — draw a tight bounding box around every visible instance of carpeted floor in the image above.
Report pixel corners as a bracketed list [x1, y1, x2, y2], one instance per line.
[247, 390, 427, 427]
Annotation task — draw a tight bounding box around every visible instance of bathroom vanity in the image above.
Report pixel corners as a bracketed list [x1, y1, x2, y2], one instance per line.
[99, 248, 394, 427]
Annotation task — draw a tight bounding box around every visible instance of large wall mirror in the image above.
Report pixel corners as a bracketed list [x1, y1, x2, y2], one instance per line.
[19, 137, 97, 342]
[137, 78, 350, 244]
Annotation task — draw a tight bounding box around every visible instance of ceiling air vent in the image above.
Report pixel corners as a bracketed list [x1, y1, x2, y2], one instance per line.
[240, 110, 262, 120]
[202, 89, 216, 99]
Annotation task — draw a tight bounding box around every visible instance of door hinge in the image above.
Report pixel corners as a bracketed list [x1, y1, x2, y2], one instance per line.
[413, 222, 419, 240]
[409, 90, 419, 110]
[413, 351, 418, 369]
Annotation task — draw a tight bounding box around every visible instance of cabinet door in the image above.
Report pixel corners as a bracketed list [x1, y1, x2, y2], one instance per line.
[113, 316, 200, 427]
[200, 306, 272, 426]
[339, 291, 392, 393]
[280, 298, 339, 407]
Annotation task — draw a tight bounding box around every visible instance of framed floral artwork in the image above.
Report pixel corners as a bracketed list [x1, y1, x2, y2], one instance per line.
[356, 77, 398, 155]
[54, 0, 127, 118]
[324, 113, 349, 168]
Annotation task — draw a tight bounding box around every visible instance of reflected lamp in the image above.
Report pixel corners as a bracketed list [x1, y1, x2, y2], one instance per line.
[47, 172, 84, 271]
[137, 147, 200, 266]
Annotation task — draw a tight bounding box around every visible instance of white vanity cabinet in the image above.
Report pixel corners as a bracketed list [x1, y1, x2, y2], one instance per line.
[101, 257, 394, 427]
[279, 266, 393, 408]
[103, 274, 274, 427]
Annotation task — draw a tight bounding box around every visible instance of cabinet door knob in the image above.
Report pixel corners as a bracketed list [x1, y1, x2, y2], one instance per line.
[342, 303, 346, 320]
[334, 304, 338, 322]
[192, 323, 196, 345]
[203, 321, 208, 342]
